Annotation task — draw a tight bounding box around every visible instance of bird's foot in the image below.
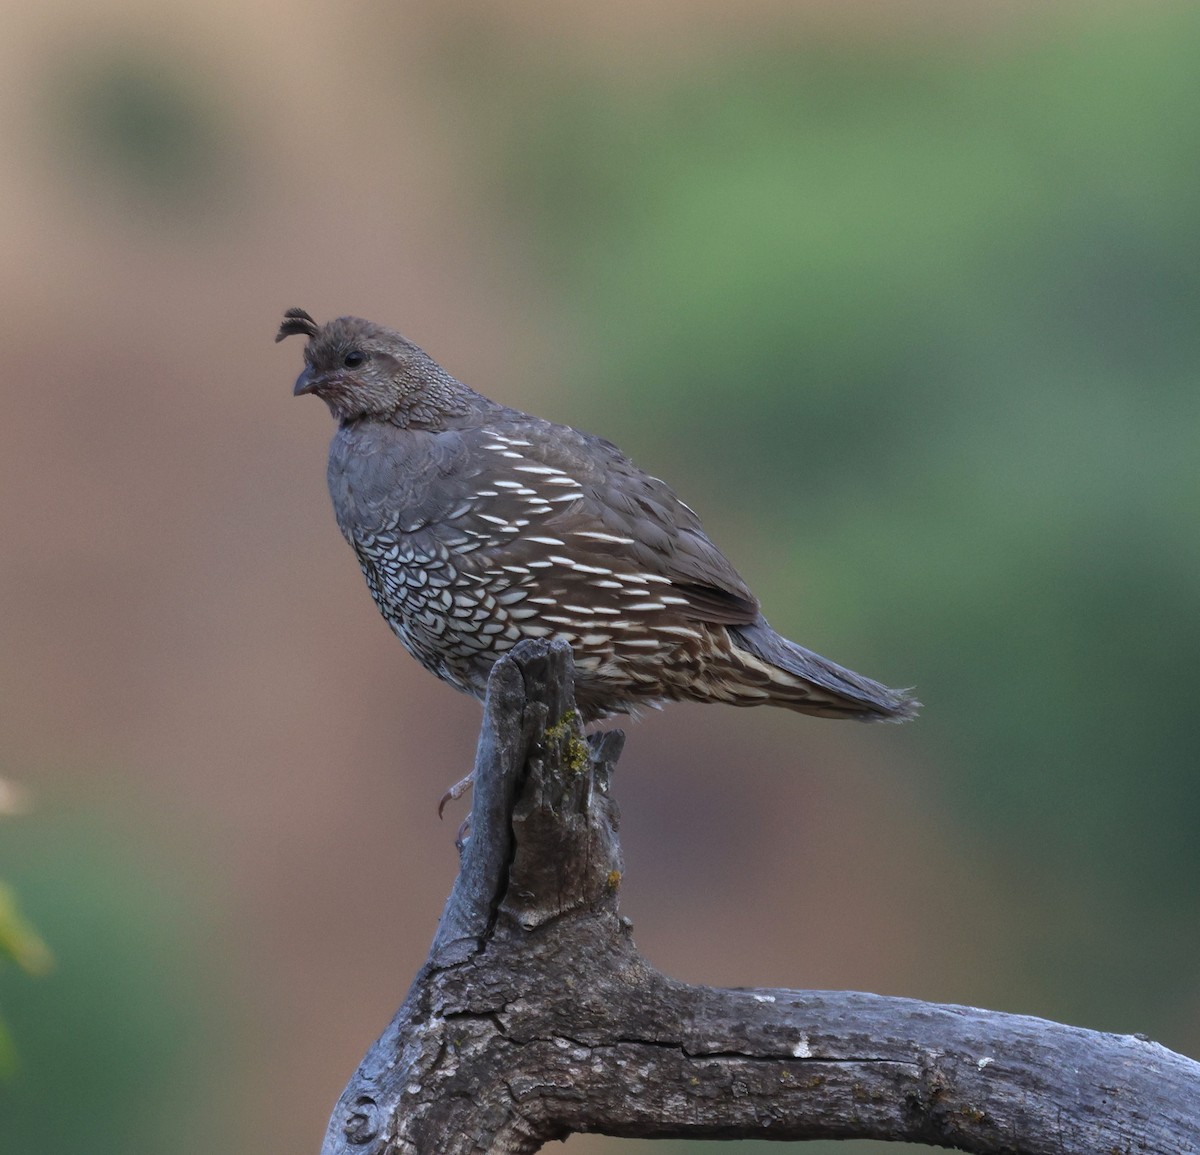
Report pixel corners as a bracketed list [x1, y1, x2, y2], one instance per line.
[438, 771, 474, 820]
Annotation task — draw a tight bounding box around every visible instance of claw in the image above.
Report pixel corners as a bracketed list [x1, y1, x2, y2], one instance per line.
[438, 772, 475, 820]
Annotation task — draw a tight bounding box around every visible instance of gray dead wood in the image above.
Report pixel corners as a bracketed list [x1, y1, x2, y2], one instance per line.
[320, 639, 1200, 1155]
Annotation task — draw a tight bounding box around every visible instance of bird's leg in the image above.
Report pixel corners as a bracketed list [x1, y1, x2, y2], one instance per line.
[438, 771, 474, 820]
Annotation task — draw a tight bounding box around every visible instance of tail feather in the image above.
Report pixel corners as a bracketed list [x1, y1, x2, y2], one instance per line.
[728, 618, 920, 723]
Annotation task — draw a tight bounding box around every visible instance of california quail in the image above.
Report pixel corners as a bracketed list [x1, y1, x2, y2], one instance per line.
[279, 308, 918, 725]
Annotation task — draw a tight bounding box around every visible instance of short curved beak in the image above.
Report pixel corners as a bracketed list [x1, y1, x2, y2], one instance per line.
[293, 367, 318, 396]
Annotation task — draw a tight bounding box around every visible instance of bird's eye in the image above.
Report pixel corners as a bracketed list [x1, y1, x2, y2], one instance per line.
[343, 350, 367, 369]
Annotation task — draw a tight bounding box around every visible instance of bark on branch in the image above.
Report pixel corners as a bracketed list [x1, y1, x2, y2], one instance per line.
[320, 639, 1200, 1154]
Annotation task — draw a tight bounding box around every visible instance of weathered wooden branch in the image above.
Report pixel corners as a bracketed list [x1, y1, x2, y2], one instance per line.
[320, 639, 1200, 1155]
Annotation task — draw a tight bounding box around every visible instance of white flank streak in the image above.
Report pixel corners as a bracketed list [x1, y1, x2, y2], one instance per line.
[502, 565, 531, 574]
[574, 531, 636, 545]
[564, 604, 598, 615]
[500, 451, 524, 459]
[477, 513, 511, 526]
[625, 602, 666, 611]
[482, 444, 508, 450]
[548, 555, 577, 567]
[521, 625, 553, 637]
[474, 490, 498, 497]
[620, 637, 660, 647]
[528, 596, 558, 605]
[660, 595, 690, 606]
[494, 480, 526, 489]
[542, 475, 581, 486]
[526, 536, 566, 546]
[570, 563, 612, 575]
[579, 634, 610, 646]
[527, 560, 554, 568]
[548, 493, 582, 503]
[481, 431, 532, 447]
[592, 579, 622, 589]
[513, 464, 566, 476]
[654, 625, 703, 639]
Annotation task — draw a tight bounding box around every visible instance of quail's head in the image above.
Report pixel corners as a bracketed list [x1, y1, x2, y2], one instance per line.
[276, 307, 447, 423]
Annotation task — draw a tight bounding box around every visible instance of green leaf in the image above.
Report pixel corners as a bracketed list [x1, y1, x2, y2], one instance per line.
[0, 883, 53, 976]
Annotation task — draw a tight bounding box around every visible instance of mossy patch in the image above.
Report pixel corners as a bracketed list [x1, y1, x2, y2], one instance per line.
[543, 713, 590, 774]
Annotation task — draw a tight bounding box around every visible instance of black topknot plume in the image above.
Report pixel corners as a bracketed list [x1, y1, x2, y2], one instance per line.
[276, 308, 320, 342]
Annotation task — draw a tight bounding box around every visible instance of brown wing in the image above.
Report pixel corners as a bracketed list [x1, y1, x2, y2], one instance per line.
[454, 415, 760, 626]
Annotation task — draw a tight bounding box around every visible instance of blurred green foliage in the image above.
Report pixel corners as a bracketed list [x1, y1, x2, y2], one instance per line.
[457, 3, 1200, 1060]
[0, 799, 225, 1155]
[0, 877, 54, 1075]
[0, 883, 52, 979]
[46, 45, 241, 218]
